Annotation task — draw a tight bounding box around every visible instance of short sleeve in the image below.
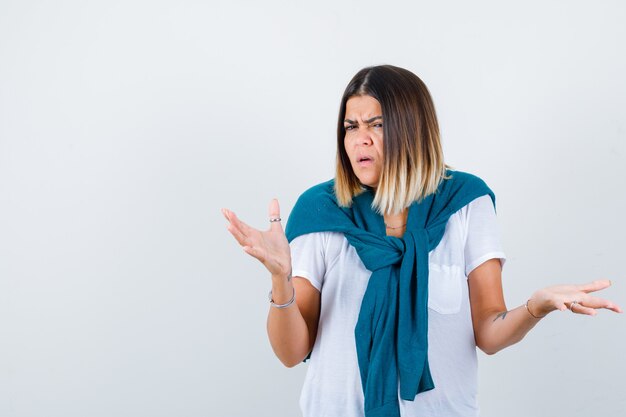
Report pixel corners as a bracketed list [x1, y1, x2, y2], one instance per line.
[463, 195, 507, 277]
[289, 232, 327, 291]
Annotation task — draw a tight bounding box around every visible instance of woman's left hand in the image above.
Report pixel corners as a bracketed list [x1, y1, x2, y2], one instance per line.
[528, 279, 623, 317]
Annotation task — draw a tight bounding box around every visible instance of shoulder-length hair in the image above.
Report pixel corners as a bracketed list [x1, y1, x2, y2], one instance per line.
[334, 65, 448, 215]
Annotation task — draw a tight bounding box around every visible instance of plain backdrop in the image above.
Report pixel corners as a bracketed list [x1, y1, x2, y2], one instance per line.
[1, 1, 625, 416]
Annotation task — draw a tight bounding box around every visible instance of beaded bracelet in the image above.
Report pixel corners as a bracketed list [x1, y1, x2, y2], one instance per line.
[268, 287, 296, 309]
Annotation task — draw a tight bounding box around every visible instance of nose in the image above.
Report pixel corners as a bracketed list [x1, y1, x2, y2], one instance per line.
[354, 128, 373, 146]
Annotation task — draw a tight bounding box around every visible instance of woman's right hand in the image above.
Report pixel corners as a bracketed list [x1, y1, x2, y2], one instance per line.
[223, 200, 319, 366]
[222, 199, 292, 280]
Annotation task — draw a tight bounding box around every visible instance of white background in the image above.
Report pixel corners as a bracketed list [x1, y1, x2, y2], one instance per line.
[1, 1, 624, 416]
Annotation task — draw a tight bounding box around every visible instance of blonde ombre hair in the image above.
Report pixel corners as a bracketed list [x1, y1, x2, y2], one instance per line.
[335, 65, 448, 215]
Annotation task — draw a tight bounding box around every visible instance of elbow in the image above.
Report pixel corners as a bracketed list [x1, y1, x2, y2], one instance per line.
[476, 333, 523, 355]
[480, 346, 501, 356]
[270, 338, 313, 368]
[275, 345, 310, 368]
[280, 358, 301, 368]
[278, 352, 308, 368]
[476, 339, 503, 356]
[270, 342, 309, 368]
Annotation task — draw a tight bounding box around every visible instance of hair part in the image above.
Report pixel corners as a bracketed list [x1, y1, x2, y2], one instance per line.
[334, 65, 448, 215]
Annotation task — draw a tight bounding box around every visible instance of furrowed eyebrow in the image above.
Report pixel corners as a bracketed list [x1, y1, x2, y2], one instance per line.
[365, 116, 383, 123]
[344, 116, 383, 124]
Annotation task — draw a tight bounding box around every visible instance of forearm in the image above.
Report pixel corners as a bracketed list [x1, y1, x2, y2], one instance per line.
[266, 274, 311, 367]
[474, 301, 543, 355]
[223, 204, 321, 366]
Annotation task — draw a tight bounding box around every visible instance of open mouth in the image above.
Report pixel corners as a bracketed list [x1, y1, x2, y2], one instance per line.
[358, 156, 373, 163]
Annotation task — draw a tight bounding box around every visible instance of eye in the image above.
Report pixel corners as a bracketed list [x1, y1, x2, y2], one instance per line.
[344, 125, 356, 131]
[373, 123, 383, 128]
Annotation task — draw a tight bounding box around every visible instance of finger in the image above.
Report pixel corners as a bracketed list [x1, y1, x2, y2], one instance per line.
[268, 198, 284, 232]
[227, 210, 256, 237]
[600, 302, 623, 313]
[580, 296, 624, 313]
[227, 223, 248, 246]
[223, 210, 249, 242]
[242, 245, 267, 263]
[554, 301, 568, 312]
[222, 208, 241, 228]
[221, 208, 231, 222]
[580, 295, 614, 309]
[577, 279, 611, 294]
[570, 302, 597, 316]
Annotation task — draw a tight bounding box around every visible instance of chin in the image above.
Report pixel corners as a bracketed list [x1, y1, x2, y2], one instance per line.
[353, 171, 379, 189]
[358, 179, 378, 189]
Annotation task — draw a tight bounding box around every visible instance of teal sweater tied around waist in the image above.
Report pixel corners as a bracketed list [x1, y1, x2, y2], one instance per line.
[285, 170, 495, 417]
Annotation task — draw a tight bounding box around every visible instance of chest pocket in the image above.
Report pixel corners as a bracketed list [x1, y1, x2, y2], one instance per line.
[427, 263, 463, 314]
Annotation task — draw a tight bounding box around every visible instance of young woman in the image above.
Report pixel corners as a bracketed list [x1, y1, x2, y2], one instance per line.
[222, 65, 622, 417]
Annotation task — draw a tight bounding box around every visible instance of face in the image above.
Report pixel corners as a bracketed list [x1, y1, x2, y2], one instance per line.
[343, 95, 384, 188]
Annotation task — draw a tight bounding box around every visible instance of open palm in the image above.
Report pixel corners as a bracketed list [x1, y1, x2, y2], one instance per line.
[222, 199, 292, 278]
[531, 280, 622, 316]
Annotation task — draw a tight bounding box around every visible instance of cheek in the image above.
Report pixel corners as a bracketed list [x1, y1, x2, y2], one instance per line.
[375, 136, 384, 157]
[343, 140, 355, 166]
[343, 142, 351, 161]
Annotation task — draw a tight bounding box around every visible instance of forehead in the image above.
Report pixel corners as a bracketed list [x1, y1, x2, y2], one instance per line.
[345, 95, 382, 119]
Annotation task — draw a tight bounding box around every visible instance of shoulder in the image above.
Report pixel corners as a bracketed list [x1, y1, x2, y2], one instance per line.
[286, 179, 345, 242]
[290, 230, 347, 252]
[443, 169, 489, 189]
[439, 169, 495, 207]
[295, 179, 336, 204]
[455, 194, 497, 230]
[289, 178, 343, 217]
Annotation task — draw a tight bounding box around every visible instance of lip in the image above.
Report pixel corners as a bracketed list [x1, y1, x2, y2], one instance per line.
[356, 155, 374, 166]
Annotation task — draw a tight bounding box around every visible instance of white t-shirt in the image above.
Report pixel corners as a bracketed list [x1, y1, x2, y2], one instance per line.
[289, 195, 506, 417]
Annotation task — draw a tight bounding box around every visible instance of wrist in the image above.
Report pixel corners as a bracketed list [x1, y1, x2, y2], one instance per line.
[268, 285, 296, 309]
[525, 298, 547, 319]
[270, 271, 294, 305]
[271, 269, 292, 284]
[529, 290, 559, 317]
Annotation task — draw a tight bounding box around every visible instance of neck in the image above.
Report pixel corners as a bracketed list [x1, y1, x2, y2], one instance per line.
[384, 209, 408, 237]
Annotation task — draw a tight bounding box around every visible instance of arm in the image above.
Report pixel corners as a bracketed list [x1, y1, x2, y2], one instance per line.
[468, 259, 538, 355]
[222, 199, 320, 367]
[267, 275, 320, 367]
[468, 259, 622, 355]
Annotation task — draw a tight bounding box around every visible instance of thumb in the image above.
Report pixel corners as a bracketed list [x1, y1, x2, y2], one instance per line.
[268, 198, 283, 231]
